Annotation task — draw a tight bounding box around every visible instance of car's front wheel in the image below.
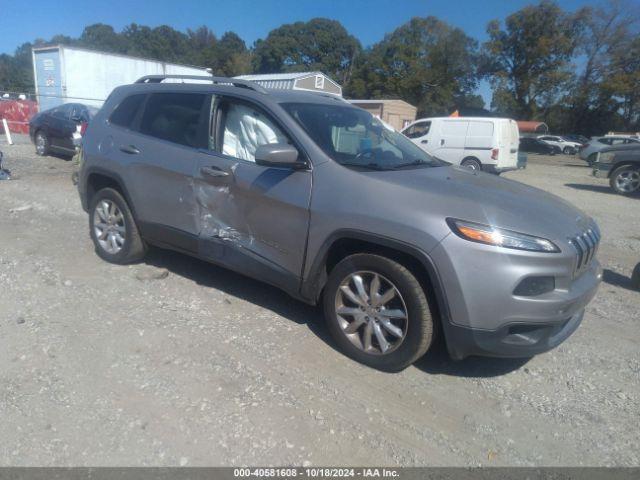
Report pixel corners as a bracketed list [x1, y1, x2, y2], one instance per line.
[563, 146, 574, 155]
[610, 165, 640, 196]
[323, 254, 434, 371]
[89, 188, 146, 264]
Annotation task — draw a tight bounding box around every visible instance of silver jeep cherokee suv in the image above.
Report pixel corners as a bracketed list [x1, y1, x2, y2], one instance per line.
[77, 75, 602, 371]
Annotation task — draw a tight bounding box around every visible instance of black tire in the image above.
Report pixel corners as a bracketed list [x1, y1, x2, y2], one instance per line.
[461, 157, 482, 171]
[632, 263, 640, 291]
[89, 187, 146, 264]
[322, 253, 434, 372]
[35, 130, 49, 156]
[563, 146, 573, 155]
[609, 165, 640, 196]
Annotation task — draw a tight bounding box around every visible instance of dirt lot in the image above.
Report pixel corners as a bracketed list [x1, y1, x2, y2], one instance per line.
[0, 136, 638, 467]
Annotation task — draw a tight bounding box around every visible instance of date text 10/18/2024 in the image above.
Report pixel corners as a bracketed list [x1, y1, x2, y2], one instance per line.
[233, 468, 400, 478]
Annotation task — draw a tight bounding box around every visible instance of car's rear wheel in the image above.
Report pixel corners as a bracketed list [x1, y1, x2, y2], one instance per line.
[35, 131, 49, 156]
[610, 165, 640, 196]
[323, 254, 434, 371]
[89, 188, 146, 264]
[461, 157, 482, 171]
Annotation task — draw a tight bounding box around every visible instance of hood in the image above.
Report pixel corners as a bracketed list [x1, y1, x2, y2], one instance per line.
[368, 165, 592, 241]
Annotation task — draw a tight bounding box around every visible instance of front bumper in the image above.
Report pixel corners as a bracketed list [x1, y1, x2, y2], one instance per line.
[444, 309, 587, 359]
[430, 234, 602, 360]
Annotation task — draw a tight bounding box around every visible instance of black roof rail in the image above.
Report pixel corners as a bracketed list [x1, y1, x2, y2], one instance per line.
[134, 75, 268, 94]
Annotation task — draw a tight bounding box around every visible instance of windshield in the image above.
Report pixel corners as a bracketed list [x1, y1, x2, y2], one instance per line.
[283, 103, 446, 170]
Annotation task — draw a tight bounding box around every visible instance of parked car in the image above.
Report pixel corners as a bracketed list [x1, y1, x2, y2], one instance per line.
[29, 103, 98, 157]
[592, 144, 640, 195]
[562, 134, 589, 145]
[537, 135, 581, 154]
[401, 117, 522, 173]
[0, 149, 10, 180]
[77, 75, 602, 371]
[519, 137, 561, 155]
[579, 136, 640, 163]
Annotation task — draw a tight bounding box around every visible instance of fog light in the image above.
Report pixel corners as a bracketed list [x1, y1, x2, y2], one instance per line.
[513, 276, 555, 296]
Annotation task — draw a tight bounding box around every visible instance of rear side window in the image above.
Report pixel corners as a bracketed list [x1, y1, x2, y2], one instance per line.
[140, 93, 207, 148]
[110, 94, 145, 129]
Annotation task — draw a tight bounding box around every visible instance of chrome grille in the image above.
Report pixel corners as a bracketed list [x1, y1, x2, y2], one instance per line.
[568, 228, 600, 276]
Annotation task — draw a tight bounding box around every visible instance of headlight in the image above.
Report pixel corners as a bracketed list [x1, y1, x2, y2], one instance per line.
[599, 151, 615, 163]
[447, 219, 560, 253]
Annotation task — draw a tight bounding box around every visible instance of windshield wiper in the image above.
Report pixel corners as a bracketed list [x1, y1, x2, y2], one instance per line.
[391, 160, 430, 169]
[340, 162, 390, 171]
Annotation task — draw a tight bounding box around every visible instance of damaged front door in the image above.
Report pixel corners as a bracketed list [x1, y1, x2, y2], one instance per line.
[195, 97, 312, 294]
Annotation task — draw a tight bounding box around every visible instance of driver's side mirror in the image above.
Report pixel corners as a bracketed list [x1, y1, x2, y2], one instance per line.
[255, 143, 306, 169]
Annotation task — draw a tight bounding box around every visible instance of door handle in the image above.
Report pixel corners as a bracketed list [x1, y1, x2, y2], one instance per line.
[120, 145, 140, 155]
[440, 139, 445, 146]
[421, 139, 429, 144]
[201, 166, 229, 178]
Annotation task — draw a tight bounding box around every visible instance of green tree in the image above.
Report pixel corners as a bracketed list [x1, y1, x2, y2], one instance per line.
[347, 17, 479, 116]
[186, 26, 218, 68]
[481, 0, 580, 120]
[606, 36, 640, 130]
[565, 0, 638, 134]
[215, 32, 251, 76]
[79, 24, 125, 53]
[252, 18, 361, 85]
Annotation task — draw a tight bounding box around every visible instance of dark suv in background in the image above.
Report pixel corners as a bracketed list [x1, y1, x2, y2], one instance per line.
[76, 75, 602, 371]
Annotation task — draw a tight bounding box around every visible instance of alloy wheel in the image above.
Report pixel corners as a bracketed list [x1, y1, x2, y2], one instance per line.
[615, 170, 640, 193]
[36, 133, 46, 155]
[334, 271, 408, 355]
[93, 199, 126, 254]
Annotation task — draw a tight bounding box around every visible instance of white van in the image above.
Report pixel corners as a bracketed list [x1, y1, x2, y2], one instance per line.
[401, 117, 521, 173]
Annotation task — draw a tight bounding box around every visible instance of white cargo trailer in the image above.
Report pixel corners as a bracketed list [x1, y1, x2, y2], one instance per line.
[32, 45, 210, 111]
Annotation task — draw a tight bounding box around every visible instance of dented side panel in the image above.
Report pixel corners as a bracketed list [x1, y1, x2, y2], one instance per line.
[122, 129, 202, 236]
[195, 153, 312, 288]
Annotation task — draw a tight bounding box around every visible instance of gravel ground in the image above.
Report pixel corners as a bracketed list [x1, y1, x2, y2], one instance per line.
[0, 136, 638, 467]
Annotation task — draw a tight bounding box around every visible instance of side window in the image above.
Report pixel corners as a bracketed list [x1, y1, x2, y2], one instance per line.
[598, 138, 612, 145]
[70, 105, 84, 121]
[110, 94, 146, 129]
[139, 93, 207, 148]
[611, 138, 625, 145]
[220, 100, 290, 162]
[51, 105, 71, 120]
[404, 121, 431, 139]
